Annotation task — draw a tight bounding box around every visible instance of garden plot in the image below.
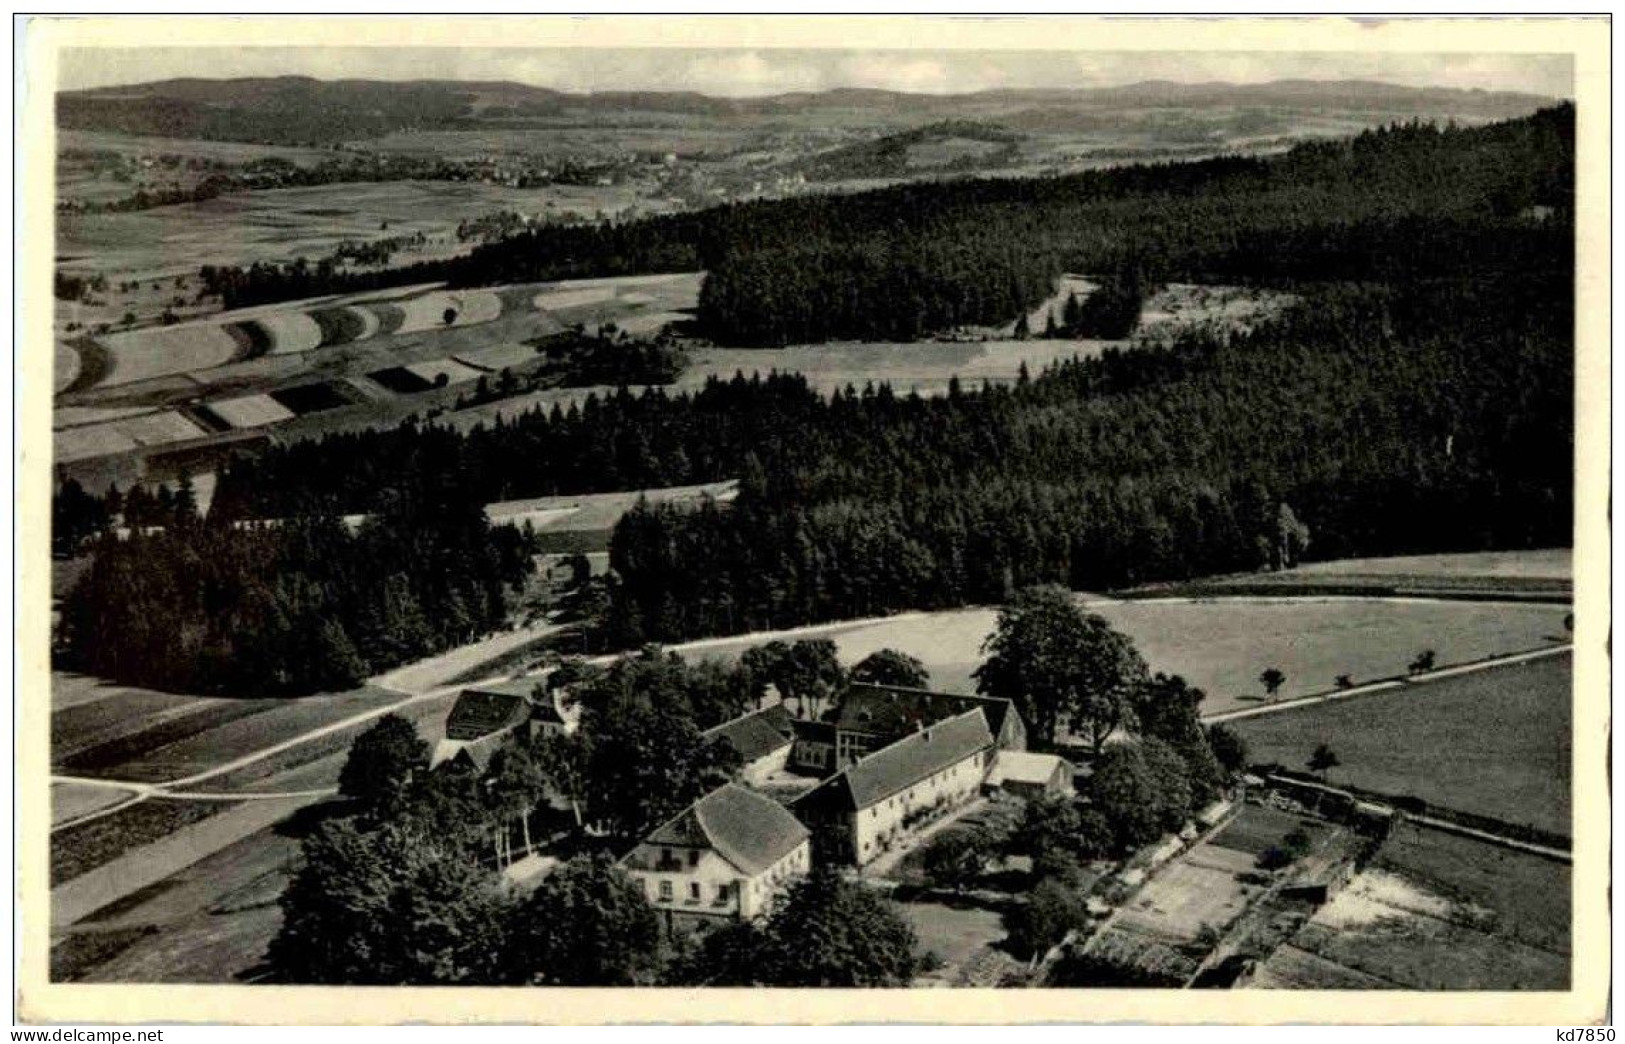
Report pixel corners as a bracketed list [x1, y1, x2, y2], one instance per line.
[452, 342, 538, 372]
[204, 394, 297, 430]
[94, 323, 241, 387]
[1113, 844, 1256, 944]
[403, 358, 486, 387]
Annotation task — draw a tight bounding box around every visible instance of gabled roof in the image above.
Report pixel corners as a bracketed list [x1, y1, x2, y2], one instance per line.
[644, 783, 810, 876]
[794, 708, 995, 813]
[431, 731, 509, 772]
[987, 750, 1073, 787]
[703, 703, 794, 763]
[835, 684, 1016, 744]
[444, 687, 532, 741]
[791, 718, 836, 743]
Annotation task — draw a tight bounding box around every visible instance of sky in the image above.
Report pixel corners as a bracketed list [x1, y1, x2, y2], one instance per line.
[58, 47, 1573, 99]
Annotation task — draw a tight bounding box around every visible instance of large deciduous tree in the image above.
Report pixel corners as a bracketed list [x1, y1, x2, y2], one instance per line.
[850, 648, 930, 689]
[269, 817, 513, 985]
[974, 585, 1148, 749]
[504, 854, 665, 986]
[337, 713, 429, 819]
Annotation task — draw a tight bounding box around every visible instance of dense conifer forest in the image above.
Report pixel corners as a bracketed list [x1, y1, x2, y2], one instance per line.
[56, 106, 1574, 690]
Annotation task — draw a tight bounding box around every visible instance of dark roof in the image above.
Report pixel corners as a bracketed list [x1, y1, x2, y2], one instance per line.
[835, 684, 1015, 743]
[445, 688, 532, 741]
[794, 708, 994, 813]
[791, 718, 836, 743]
[645, 783, 810, 875]
[703, 704, 794, 763]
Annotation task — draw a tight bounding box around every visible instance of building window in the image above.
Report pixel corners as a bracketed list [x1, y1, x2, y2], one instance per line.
[688, 849, 700, 867]
[689, 882, 701, 901]
[659, 880, 672, 900]
[661, 848, 673, 864]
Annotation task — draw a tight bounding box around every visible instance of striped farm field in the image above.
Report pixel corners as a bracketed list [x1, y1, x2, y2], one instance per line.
[257, 311, 324, 355]
[56, 341, 82, 394]
[395, 289, 503, 334]
[204, 394, 297, 429]
[95, 322, 240, 386]
[309, 306, 377, 347]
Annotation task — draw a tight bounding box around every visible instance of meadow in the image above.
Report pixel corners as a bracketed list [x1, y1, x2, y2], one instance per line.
[1232, 652, 1572, 834]
[679, 595, 1572, 717]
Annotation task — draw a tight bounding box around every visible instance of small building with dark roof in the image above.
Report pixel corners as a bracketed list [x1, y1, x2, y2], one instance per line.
[792, 707, 996, 865]
[788, 718, 837, 776]
[702, 704, 795, 784]
[622, 783, 812, 927]
[430, 676, 575, 771]
[830, 683, 1025, 770]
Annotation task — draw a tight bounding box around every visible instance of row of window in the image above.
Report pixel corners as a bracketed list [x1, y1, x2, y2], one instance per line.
[653, 878, 732, 903]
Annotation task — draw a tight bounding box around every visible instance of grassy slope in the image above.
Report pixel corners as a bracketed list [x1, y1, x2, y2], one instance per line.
[1232, 653, 1571, 834]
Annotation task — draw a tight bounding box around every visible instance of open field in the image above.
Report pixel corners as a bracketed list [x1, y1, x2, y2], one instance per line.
[1252, 824, 1568, 990]
[1232, 653, 1571, 834]
[679, 596, 1571, 717]
[1157, 549, 1573, 601]
[56, 179, 684, 287]
[676, 338, 1108, 398]
[55, 810, 313, 983]
[52, 674, 405, 785]
[1294, 549, 1572, 581]
[54, 272, 705, 483]
[52, 799, 239, 886]
[52, 781, 138, 827]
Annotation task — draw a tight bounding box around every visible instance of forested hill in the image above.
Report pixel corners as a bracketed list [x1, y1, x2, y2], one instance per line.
[202, 104, 1573, 342]
[59, 105, 1574, 690]
[59, 76, 1554, 145]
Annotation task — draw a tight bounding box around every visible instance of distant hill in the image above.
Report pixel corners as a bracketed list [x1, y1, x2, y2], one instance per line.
[57, 76, 1560, 146]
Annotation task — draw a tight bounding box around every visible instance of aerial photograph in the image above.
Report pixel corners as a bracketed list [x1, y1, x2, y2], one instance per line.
[36, 18, 1593, 1014]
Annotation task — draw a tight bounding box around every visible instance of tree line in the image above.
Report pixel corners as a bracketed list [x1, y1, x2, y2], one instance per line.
[54, 489, 538, 696]
[166, 105, 1572, 338]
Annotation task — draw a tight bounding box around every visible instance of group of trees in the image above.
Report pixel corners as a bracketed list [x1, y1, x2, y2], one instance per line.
[115, 106, 1571, 342]
[54, 489, 538, 695]
[271, 645, 928, 986]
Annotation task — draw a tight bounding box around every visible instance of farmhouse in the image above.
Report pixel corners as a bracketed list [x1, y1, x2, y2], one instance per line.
[792, 707, 997, 866]
[830, 683, 1025, 770]
[621, 783, 811, 929]
[702, 704, 795, 784]
[985, 750, 1075, 800]
[429, 677, 573, 770]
